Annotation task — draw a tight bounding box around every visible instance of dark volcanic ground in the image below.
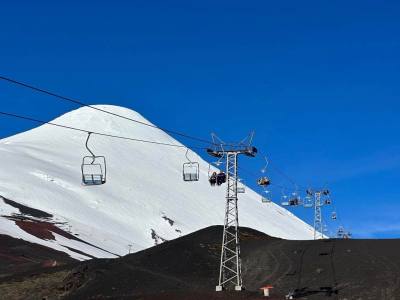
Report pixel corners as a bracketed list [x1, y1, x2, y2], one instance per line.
[1, 226, 400, 300]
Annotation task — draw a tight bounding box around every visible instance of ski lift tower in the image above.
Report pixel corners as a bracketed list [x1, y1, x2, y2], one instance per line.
[207, 133, 257, 292]
[306, 189, 330, 240]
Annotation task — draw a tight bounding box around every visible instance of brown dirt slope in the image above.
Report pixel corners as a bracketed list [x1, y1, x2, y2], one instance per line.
[1, 226, 400, 300]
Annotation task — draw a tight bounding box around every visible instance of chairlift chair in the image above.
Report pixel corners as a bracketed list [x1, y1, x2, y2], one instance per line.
[331, 212, 337, 220]
[82, 156, 106, 185]
[262, 197, 272, 203]
[237, 187, 245, 193]
[207, 166, 226, 186]
[216, 171, 227, 185]
[337, 226, 351, 239]
[288, 197, 300, 206]
[257, 177, 271, 186]
[182, 149, 199, 182]
[303, 195, 313, 208]
[207, 164, 218, 186]
[209, 172, 217, 186]
[237, 179, 245, 193]
[183, 162, 200, 181]
[281, 190, 289, 206]
[81, 133, 106, 186]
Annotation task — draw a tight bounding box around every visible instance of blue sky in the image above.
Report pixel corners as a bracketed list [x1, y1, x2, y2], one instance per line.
[1, 1, 400, 238]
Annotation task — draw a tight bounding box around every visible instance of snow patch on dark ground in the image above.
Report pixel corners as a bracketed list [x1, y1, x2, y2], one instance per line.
[0, 196, 119, 260]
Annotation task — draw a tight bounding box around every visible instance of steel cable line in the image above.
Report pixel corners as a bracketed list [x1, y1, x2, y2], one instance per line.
[0, 110, 207, 150]
[257, 148, 301, 187]
[238, 165, 295, 190]
[0, 75, 310, 189]
[0, 75, 216, 146]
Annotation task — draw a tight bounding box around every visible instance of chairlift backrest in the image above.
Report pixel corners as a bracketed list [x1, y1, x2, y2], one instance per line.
[262, 197, 271, 203]
[81, 133, 106, 186]
[183, 149, 200, 182]
[237, 179, 245, 193]
[183, 162, 200, 182]
[82, 156, 106, 185]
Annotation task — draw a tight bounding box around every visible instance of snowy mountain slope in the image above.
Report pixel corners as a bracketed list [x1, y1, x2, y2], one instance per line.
[0, 105, 314, 260]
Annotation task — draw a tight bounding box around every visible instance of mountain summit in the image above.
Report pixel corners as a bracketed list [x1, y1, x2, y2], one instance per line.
[0, 105, 314, 260]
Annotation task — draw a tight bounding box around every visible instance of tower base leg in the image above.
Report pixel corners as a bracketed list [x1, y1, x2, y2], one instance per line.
[235, 285, 243, 291]
[216, 286, 223, 292]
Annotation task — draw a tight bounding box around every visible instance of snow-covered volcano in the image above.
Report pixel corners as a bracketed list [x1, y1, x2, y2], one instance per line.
[0, 105, 314, 260]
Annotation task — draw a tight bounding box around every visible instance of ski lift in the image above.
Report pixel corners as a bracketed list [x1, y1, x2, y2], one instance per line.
[237, 179, 245, 193]
[323, 224, 329, 232]
[216, 171, 227, 185]
[81, 133, 106, 185]
[324, 199, 331, 205]
[261, 189, 271, 203]
[281, 189, 289, 206]
[208, 164, 226, 186]
[182, 149, 199, 182]
[262, 197, 272, 203]
[337, 226, 351, 239]
[303, 195, 313, 208]
[331, 212, 337, 220]
[208, 164, 217, 186]
[288, 197, 300, 206]
[289, 188, 301, 206]
[257, 177, 271, 186]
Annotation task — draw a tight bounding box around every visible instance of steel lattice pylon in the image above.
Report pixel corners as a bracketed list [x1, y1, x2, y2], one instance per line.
[306, 189, 330, 240]
[216, 152, 242, 291]
[313, 191, 323, 240]
[206, 134, 257, 292]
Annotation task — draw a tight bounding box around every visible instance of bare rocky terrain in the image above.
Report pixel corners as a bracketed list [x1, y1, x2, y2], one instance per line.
[1, 226, 400, 299]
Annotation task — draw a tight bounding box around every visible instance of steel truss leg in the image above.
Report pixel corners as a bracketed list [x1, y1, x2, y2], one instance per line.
[216, 153, 243, 291]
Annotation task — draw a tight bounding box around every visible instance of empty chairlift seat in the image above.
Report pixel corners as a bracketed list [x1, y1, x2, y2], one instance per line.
[237, 186, 245, 193]
[82, 156, 106, 185]
[81, 132, 106, 186]
[262, 197, 272, 203]
[183, 162, 200, 181]
[237, 179, 245, 193]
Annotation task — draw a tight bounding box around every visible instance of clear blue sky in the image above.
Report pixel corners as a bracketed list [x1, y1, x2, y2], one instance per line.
[1, 1, 399, 238]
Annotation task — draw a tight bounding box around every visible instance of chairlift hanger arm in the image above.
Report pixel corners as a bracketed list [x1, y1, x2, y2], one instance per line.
[85, 132, 96, 157]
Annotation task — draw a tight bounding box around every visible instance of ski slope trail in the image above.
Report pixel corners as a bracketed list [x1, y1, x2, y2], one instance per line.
[0, 105, 314, 260]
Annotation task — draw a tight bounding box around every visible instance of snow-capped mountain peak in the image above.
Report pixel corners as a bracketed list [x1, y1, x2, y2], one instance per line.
[0, 105, 314, 260]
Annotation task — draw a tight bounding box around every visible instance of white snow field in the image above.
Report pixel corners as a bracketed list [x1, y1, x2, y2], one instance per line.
[0, 105, 314, 260]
